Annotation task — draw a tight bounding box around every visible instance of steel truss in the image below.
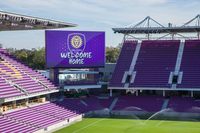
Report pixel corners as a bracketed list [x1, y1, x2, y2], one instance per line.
[113, 15, 200, 41]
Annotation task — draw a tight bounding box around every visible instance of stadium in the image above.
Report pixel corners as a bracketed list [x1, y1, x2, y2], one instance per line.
[0, 7, 200, 133]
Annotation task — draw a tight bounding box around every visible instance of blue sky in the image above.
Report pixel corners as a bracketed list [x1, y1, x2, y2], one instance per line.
[0, 0, 200, 49]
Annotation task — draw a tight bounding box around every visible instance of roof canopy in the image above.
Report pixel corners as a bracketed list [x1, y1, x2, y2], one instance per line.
[113, 26, 200, 34]
[113, 15, 200, 40]
[0, 11, 77, 31]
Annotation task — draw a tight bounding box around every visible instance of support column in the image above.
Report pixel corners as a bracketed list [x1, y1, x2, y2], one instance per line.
[25, 99, 29, 106]
[46, 94, 50, 101]
[136, 90, 138, 96]
[12, 101, 16, 109]
[0, 103, 2, 114]
[191, 91, 194, 97]
[171, 33, 175, 40]
[110, 89, 113, 97]
[163, 90, 166, 97]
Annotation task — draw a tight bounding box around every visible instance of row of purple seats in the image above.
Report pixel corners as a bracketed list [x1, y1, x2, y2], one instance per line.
[0, 50, 56, 90]
[130, 40, 180, 88]
[82, 96, 104, 110]
[0, 115, 38, 133]
[0, 49, 57, 97]
[0, 77, 23, 98]
[167, 96, 200, 113]
[98, 97, 114, 108]
[1, 101, 83, 133]
[5, 107, 63, 128]
[0, 58, 46, 94]
[0, 54, 47, 94]
[110, 41, 137, 87]
[54, 98, 90, 113]
[30, 103, 78, 120]
[113, 95, 164, 112]
[54, 96, 113, 113]
[178, 40, 200, 88]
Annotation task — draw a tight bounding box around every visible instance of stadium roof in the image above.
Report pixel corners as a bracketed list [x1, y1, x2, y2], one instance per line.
[113, 26, 200, 34]
[0, 11, 77, 31]
[113, 15, 200, 34]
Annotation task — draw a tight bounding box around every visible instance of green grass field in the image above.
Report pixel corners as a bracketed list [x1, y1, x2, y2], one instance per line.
[55, 118, 200, 133]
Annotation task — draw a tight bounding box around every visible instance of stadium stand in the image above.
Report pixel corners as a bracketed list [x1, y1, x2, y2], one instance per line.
[53, 98, 89, 113]
[53, 96, 199, 114]
[5, 107, 63, 129]
[54, 96, 113, 113]
[3, 102, 81, 130]
[178, 40, 200, 88]
[167, 96, 200, 113]
[113, 95, 164, 112]
[0, 48, 57, 99]
[0, 11, 83, 133]
[0, 77, 24, 98]
[0, 115, 38, 133]
[98, 97, 114, 108]
[30, 102, 78, 120]
[130, 40, 180, 88]
[0, 95, 199, 133]
[109, 40, 200, 90]
[109, 41, 137, 87]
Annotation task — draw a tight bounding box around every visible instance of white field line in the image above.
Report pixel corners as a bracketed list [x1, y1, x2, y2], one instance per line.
[72, 119, 106, 133]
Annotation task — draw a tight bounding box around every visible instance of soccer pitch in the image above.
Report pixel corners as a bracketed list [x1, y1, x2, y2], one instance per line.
[55, 118, 200, 133]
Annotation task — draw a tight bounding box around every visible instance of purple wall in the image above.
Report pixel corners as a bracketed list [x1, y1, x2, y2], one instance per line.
[45, 30, 105, 68]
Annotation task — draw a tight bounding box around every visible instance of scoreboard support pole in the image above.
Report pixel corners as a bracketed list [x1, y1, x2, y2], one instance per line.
[49, 68, 59, 85]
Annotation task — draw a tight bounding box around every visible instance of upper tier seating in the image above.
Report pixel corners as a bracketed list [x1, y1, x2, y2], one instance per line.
[0, 48, 57, 98]
[130, 40, 180, 88]
[178, 40, 200, 88]
[109, 41, 137, 87]
[0, 77, 24, 98]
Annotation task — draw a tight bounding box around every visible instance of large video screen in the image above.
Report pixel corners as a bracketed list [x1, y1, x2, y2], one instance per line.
[45, 30, 105, 68]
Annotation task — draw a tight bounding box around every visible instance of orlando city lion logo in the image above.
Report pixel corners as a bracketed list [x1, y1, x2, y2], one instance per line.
[67, 33, 86, 53]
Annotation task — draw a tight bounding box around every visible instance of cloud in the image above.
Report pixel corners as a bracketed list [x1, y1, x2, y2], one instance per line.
[0, 0, 200, 49]
[0, 0, 56, 8]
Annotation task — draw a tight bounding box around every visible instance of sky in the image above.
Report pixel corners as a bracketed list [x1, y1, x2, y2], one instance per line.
[0, 0, 200, 49]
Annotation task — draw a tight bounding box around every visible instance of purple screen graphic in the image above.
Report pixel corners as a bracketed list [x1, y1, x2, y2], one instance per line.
[45, 30, 105, 68]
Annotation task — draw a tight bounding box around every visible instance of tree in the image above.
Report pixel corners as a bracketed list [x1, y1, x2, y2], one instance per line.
[106, 46, 120, 63]
[8, 47, 46, 70]
[7, 45, 121, 69]
[32, 47, 45, 69]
